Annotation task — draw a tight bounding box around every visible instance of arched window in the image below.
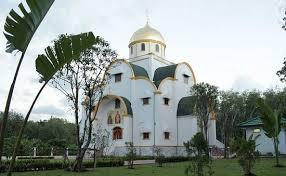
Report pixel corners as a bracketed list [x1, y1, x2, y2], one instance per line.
[130, 46, 133, 54]
[107, 115, 113, 124]
[113, 127, 122, 140]
[115, 99, 120, 108]
[141, 43, 145, 51]
[155, 44, 159, 52]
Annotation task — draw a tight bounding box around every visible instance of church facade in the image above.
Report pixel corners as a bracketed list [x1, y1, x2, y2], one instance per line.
[82, 22, 222, 156]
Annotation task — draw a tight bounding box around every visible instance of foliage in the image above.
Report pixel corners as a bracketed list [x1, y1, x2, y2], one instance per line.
[91, 124, 112, 156]
[191, 83, 219, 140]
[0, 0, 55, 161]
[154, 146, 165, 167]
[156, 156, 190, 163]
[277, 58, 286, 83]
[184, 132, 213, 176]
[0, 114, 76, 157]
[125, 142, 136, 169]
[50, 35, 117, 171]
[8, 32, 96, 176]
[0, 159, 124, 173]
[216, 91, 245, 157]
[256, 98, 283, 167]
[230, 134, 260, 176]
[4, 0, 55, 53]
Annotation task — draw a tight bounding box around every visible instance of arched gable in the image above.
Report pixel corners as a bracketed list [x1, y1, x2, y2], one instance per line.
[154, 62, 196, 91]
[175, 62, 196, 84]
[105, 59, 149, 79]
[99, 94, 133, 116]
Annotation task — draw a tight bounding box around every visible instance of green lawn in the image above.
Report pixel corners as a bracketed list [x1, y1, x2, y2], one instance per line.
[11, 158, 286, 176]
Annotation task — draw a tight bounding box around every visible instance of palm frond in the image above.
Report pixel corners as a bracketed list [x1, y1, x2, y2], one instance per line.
[4, 0, 55, 53]
[36, 32, 96, 81]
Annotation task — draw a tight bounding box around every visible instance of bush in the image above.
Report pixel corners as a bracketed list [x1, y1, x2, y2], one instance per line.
[266, 152, 273, 157]
[184, 132, 213, 176]
[17, 156, 55, 160]
[230, 134, 260, 176]
[0, 158, 124, 173]
[156, 156, 190, 163]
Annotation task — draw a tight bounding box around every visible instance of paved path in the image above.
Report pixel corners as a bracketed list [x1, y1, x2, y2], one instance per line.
[124, 160, 155, 166]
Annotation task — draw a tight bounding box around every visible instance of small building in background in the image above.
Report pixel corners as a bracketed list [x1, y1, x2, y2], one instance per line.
[238, 117, 286, 155]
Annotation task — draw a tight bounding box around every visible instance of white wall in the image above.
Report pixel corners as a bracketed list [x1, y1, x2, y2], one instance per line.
[104, 61, 133, 100]
[131, 79, 156, 146]
[178, 116, 198, 145]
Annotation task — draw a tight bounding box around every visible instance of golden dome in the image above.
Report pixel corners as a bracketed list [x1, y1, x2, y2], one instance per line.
[129, 23, 166, 47]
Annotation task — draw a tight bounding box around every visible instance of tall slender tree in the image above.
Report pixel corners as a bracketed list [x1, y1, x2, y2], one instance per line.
[50, 37, 117, 171]
[217, 91, 244, 158]
[0, 0, 55, 161]
[191, 82, 219, 142]
[256, 98, 283, 167]
[7, 32, 96, 175]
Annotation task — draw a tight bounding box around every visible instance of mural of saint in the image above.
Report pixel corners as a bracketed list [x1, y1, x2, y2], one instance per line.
[115, 111, 121, 124]
[107, 115, 113, 124]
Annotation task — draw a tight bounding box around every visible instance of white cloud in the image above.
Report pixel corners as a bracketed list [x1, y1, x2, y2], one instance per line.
[32, 105, 65, 116]
[231, 75, 264, 92]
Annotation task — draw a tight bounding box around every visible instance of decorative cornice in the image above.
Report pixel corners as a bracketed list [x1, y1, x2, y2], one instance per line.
[130, 76, 158, 91]
[128, 39, 166, 48]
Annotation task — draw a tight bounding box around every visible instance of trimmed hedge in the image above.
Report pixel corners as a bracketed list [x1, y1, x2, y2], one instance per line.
[156, 156, 191, 163]
[0, 159, 124, 173]
[17, 156, 55, 160]
[100, 155, 155, 160]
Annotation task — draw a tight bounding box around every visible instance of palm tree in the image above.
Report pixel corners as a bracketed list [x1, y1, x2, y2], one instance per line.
[256, 98, 283, 167]
[0, 0, 55, 161]
[7, 32, 96, 175]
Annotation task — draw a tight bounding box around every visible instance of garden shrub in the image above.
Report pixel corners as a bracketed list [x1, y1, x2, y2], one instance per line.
[230, 134, 260, 176]
[0, 158, 124, 173]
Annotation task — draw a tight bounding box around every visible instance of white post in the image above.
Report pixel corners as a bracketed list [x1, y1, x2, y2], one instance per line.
[51, 147, 54, 156]
[33, 147, 37, 157]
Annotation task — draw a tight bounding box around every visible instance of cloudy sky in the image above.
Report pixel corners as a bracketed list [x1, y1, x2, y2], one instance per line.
[1, 0, 286, 122]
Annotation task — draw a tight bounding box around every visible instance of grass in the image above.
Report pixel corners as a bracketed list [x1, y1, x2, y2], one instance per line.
[11, 158, 286, 176]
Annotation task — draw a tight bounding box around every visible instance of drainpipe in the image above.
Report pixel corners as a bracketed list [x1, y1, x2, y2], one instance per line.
[176, 115, 179, 156]
[153, 92, 156, 155]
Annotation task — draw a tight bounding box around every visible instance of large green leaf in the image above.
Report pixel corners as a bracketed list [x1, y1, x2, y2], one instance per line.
[256, 98, 281, 138]
[4, 0, 55, 53]
[36, 32, 96, 81]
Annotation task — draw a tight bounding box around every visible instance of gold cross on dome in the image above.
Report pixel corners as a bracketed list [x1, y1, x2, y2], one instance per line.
[145, 9, 151, 24]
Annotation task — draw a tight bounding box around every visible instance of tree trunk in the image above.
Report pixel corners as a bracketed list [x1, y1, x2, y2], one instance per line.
[0, 52, 26, 161]
[273, 137, 279, 166]
[7, 81, 48, 176]
[224, 132, 227, 158]
[73, 118, 93, 172]
[93, 145, 96, 170]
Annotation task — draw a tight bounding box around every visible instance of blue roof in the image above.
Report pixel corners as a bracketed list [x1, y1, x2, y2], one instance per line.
[177, 96, 195, 116]
[153, 64, 178, 87]
[238, 117, 286, 127]
[129, 63, 149, 78]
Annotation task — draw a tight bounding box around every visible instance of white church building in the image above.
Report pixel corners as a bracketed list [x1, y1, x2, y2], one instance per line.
[82, 22, 222, 156]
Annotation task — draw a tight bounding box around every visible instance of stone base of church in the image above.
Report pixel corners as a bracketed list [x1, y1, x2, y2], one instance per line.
[109, 146, 188, 157]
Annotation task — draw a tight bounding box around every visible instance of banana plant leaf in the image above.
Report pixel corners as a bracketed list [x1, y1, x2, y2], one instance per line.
[4, 0, 55, 53]
[36, 32, 96, 81]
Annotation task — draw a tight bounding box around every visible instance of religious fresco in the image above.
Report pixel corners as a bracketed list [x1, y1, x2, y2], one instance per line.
[107, 110, 124, 125]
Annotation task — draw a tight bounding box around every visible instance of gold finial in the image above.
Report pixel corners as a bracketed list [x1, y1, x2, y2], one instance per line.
[145, 9, 151, 25]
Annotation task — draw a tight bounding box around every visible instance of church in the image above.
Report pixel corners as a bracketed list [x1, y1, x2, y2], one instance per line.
[82, 22, 222, 156]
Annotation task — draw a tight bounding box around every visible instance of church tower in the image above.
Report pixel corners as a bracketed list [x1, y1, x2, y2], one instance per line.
[128, 22, 173, 79]
[129, 22, 166, 58]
